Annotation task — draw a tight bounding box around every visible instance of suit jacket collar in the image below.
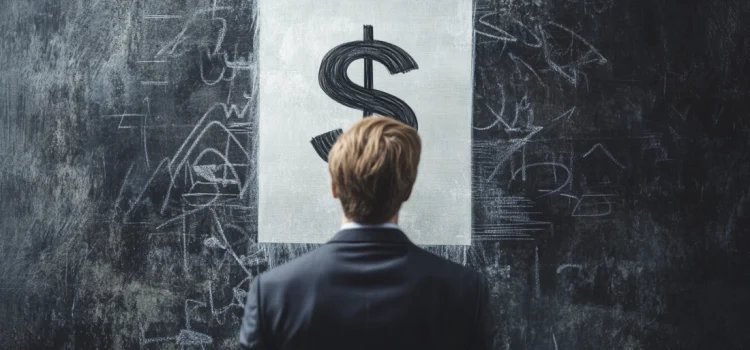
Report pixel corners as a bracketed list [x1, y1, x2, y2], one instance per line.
[328, 227, 412, 244]
[340, 222, 400, 230]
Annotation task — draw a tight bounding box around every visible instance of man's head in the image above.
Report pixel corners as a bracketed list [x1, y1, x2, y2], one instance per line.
[328, 116, 421, 224]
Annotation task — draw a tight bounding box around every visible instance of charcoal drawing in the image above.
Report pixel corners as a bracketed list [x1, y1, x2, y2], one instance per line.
[313, 25, 419, 161]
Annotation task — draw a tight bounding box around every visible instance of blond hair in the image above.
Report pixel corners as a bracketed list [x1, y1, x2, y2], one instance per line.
[328, 116, 421, 224]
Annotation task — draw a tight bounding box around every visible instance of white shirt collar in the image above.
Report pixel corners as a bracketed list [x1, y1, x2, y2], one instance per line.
[340, 222, 400, 230]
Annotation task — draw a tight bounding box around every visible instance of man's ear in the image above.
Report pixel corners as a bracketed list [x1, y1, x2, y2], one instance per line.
[331, 181, 338, 199]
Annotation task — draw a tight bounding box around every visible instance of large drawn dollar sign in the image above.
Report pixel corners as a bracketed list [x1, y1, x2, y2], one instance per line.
[311, 25, 419, 162]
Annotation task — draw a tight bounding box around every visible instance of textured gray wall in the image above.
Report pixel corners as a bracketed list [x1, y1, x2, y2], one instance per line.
[1, 0, 749, 349]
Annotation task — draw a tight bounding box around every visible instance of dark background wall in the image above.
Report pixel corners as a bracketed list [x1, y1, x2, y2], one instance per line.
[1, 0, 748, 348]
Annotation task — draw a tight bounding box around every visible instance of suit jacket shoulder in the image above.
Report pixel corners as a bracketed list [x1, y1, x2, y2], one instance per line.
[240, 229, 495, 350]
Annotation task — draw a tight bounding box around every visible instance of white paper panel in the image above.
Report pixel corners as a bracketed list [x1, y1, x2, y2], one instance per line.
[258, 0, 474, 245]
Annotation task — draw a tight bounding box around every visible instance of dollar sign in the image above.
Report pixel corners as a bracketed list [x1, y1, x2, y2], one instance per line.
[311, 25, 419, 162]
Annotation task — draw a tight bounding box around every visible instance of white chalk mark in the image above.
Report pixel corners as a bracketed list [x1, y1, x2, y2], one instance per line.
[108, 98, 151, 169]
[124, 158, 170, 220]
[220, 94, 253, 119]
[475, 30, 514, 41]
[144, 15, 183, 19]
[199, 50, 226, 86]
[140, 81, 169, 86]
[191, 148, 242, 192]
[142, 97, 151, 168]
[140, 322, 176, 345]
[193, 165, 235, 185]
[176, 329, 212, 346]
[511, 95, 531, 129]
[143, 296, 216, 347]
[571, 194, 616, 217]
[511, 162, 572, 197]
[184, 299, 205, 330]
[159, 164, 178, 215]
[508, 53, 546, 88]
[486, 126, 544, 181]
[209, 209, 252, 277]
[168, 104, 252, 177]
[211, 17, 227, 56]
[208, 281, 215, 314]
[224, 223, 253, 242]
[540, 22, 607, 85]
[474, 85, 508, 130]
[186, 163, 193, 187]
[223, 134, 232, 180]
[582, 143, 626, 169]
[511, 19, 542, 48]
[155, 7, 231, 58]
[184, 193, 238, 197]
[114, 163, 135, 211]
[183, 181, 221, 208]
[226, 70, 237, 103]
[106, 114, 144, 129]
[181, 206, 189, 272]
[583, 0, 615, 13]
[158, 26, 189, 57]
[553, 333, 559, 350]
[670, 105, 689, 121]
[225, 56, 253, 70]
[522, 145, 527, 181]
[136, 60, 167, 63]
[210, 0, 220, 18]
[534, 246, 541, 298]
[475, 13, 517, 42]
[556, 264, 583, 273]
[235, 276, 252, 290]
[156, 207, 208, 230]
[550, 154, 558, 183]
[550, 107, 576, 123]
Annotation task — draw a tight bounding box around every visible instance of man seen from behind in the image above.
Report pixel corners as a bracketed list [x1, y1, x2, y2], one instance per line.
[240, 116, 494, 349]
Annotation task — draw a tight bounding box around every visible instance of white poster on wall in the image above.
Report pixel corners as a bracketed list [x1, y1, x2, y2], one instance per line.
[257, 0, 474, 245]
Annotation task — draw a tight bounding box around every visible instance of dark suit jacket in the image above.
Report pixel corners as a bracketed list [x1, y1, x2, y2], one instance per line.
[239, 227, 494, 350]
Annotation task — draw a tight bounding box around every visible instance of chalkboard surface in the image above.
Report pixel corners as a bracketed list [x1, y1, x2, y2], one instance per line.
[1, 0, 749, 349]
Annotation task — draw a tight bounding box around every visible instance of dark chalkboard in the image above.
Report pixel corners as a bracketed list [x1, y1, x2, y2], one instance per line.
[1, 0, 749, 349]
